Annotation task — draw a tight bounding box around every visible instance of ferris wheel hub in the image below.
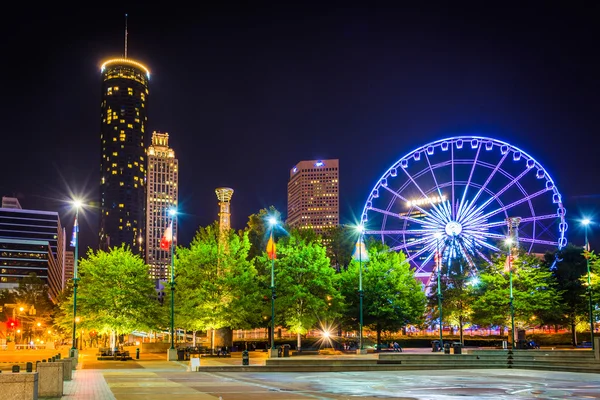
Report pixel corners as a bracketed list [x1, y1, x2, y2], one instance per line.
[445, 221, 462, 236]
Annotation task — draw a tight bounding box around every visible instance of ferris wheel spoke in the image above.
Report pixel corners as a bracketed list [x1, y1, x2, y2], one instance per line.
[466, 152, 510, 214]
[456, 144, 482, 221]
[368, 206, 439, 227]
[451, 145, 456, 220]
[400, 163, 448, 221]
[424, 152, 444, 199]
[365, 229, 432, 235]
[460, 167, 532, 225]
[470, 188, 547, 225]
[474, 248, 493, 266]
[389, 236, 430, 252]
[518, 237, 559, 246]
[380, 185, 447, 226]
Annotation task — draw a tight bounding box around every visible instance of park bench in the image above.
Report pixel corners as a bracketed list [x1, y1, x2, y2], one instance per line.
[96, 347, 133, 361]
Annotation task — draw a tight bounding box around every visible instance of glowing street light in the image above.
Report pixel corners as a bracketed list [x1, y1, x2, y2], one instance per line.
[168, 207, 177, 351]
[582, 218, 595, 350]
[353, 224, 368, 353]
[70, 199, 83, 358]
[267, 216, 278, 354]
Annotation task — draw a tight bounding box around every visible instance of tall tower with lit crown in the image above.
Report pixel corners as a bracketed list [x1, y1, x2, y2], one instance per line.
[215, 188, 234, 242]
[146, 132, 179, 280]
[99, 56, 150, 254]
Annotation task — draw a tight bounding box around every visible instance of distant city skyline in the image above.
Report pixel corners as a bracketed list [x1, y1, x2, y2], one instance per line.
[0, 5, 597, 255]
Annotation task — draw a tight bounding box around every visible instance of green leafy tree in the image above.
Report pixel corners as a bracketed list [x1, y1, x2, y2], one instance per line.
[322, 225, 355, 271]
[586, 251, 600, 332]
[174, 223, 262, 350]
[245, 207, 282, 260]
[255, 229, 342, 350]
[338, 241, 426, 349]
[12, 273, 56, 343]
[541, 245, 589, 344]
[427, 257, 477, 344]
[55, 245, 159, 347]
[471, 251, 563, 343]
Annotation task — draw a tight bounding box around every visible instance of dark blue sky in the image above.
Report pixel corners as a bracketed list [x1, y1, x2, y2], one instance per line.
[1, 3, 598, 252]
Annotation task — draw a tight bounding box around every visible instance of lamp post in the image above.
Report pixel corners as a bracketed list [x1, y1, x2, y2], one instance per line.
[583, 218, 595, 350]
[168, 208, 177, 351]
[434, 232, 444, 350]
[267, 217, 277, 354]
[358, 225, 365, 351]
[70, 199, 82, 358]
[506, 237, 515, 349]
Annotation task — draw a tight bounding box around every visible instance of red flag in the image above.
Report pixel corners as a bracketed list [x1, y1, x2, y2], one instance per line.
[266, 232, 276, 260]
[504, 254, 514, 274]
[160, 223, 173, 250]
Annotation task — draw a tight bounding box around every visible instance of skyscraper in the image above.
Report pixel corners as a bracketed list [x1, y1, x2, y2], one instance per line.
[287, 159, 339, 237]
[99, 58, 149, 254]
[146, 132, 178, 280]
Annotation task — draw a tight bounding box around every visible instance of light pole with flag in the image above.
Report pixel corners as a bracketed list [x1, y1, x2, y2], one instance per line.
[70, 200, 82, 359]
[353, 226, 369, 353]
[266, 217, 277, 354]
[434, 232, 443, 350]
[583, 218, 595, 350]
[162, 209, 176, 354]
[505, 237, 516, 349]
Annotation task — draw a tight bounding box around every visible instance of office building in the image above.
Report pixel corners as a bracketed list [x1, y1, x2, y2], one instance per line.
[146, 132, 178, 280]
[0, 198, 65, 300]
[99, 58, 150, 255]
[287, 159, 339, 237]
[64, 250, 74, 285]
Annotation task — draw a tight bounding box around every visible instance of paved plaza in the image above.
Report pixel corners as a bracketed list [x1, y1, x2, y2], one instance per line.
[2, 348, 600, 399]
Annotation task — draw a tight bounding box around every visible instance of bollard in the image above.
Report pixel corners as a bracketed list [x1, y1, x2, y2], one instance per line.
[12, 365, 20, 373]
[26, 362, 33, 373]
[56, 353, 61, 360]
[51, 356, 56, 362]
[136, 348, 140, 360]
[48, 358, 52, 362]
[42, 359, 47, 363]
[242, 350, 249, 366]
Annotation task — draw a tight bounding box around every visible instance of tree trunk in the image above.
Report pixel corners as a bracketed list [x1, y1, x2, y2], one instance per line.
[459, 315, 464, 345]
[193, 331, 196, 347]
[376, 326, 382, 350]
[571, 321, 577, 346]
[297, 332, 301, 351]
[211, 329, 216, 354]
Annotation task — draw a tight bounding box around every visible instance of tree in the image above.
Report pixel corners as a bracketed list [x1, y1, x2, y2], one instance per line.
[471, 251, 563, 342]
[322, 225, 355, 271]
[338, 241, 426, 349]
[427, 256, 477, 344]
[245, 206, 282, 260]
[255, 229, 342, 350]
[174, 223, 262, 350]
[12, 273, 55, 343]
[541, 245, 589, 344]
[56, 245, 159, 348]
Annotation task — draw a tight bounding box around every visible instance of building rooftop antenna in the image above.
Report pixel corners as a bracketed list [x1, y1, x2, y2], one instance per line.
[124, 13, 128, 58]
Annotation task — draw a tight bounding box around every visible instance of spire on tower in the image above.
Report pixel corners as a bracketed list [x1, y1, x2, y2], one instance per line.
[124, 13, 128, 58]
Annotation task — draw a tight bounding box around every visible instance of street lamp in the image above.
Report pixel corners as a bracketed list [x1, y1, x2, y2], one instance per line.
[70, 199, 82, 358]
[168, 208, 177, 351]
[267, 216, 278, 354]
[506, 237, 515, 349]
[583, 218, 595, 350]
[356, 224, 366, 352]
[434, 232, 444, 350]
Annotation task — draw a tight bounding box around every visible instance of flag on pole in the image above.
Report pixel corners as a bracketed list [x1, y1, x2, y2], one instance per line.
[266, 232, 276, 260]
[160, 222, 173, 250]
[352, 237, 369, 262]
[69, 217, 78, 247]
[504, 254, 516, 274]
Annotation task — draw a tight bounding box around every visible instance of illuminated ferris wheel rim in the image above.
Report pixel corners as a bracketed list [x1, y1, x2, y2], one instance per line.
[359, 135, 567, 276]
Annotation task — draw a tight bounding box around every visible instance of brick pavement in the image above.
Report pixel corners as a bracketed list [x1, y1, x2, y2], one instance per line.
[61, 369, 116, 400]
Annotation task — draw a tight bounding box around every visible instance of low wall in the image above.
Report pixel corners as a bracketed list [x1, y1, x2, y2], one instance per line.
[1, 372, 38, 400]
[37, 362, 63, 397]
[141, 342, 171, 354]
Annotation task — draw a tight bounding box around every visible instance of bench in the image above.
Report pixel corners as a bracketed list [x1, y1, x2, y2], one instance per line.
[96, 348, 133, 361]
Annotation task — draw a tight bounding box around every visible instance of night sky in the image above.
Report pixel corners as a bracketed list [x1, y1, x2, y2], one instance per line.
[1, 4, 598, 253]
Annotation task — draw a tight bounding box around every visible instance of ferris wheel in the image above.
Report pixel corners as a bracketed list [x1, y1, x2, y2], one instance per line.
[360, 136, 567, 284]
